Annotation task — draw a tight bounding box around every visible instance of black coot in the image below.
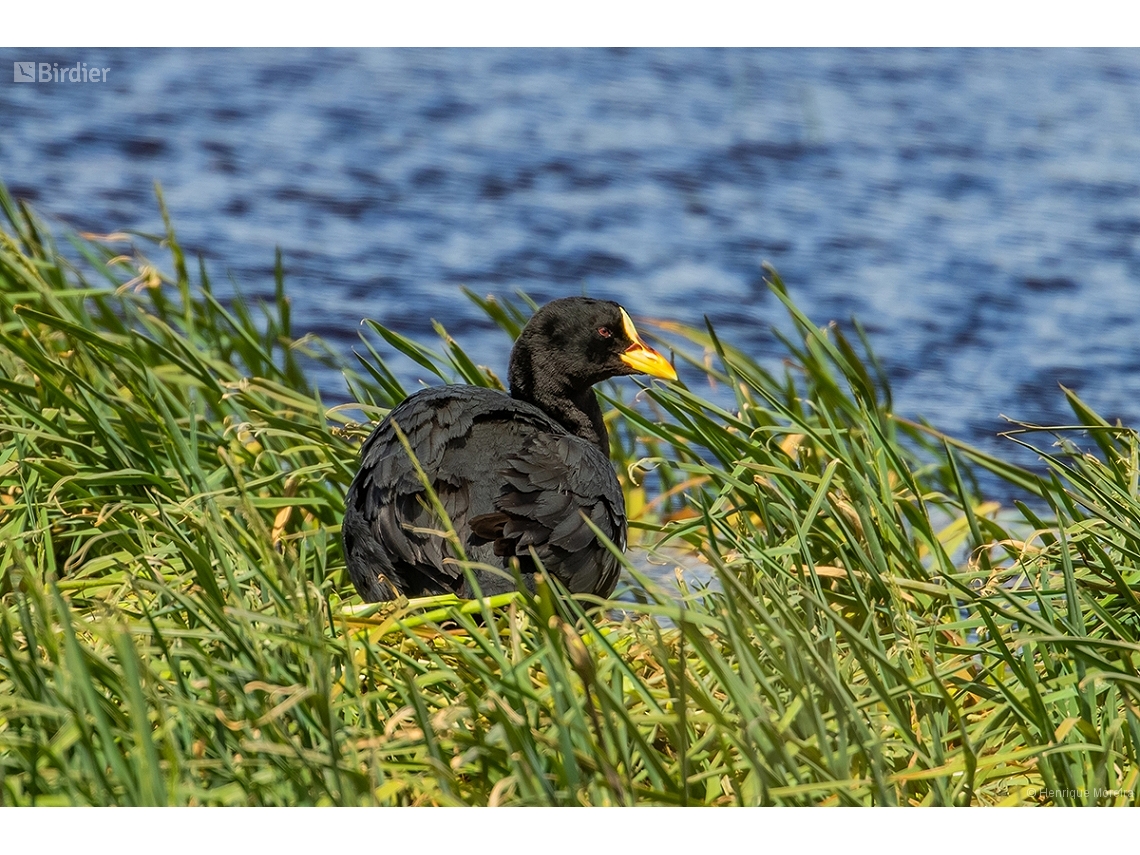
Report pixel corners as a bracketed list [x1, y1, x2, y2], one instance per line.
[342, 297, 677, 602]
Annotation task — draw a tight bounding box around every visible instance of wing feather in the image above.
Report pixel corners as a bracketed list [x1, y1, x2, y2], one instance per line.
[343, 385, 626, 602]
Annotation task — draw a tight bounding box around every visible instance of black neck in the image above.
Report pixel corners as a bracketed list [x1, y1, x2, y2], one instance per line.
[508, 347, 609, 452]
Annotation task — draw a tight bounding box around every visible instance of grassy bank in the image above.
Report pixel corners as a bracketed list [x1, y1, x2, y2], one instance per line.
[1, 183, 1139, 805]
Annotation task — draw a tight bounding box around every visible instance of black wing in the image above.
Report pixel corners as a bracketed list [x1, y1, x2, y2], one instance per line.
[469, 431, 626, 597]
[342, 386, 626, 601]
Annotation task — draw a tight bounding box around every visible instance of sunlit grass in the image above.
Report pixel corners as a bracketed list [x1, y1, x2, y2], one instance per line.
[1, 179, 1138, 805]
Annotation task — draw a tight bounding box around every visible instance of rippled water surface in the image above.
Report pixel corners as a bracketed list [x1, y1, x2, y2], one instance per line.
[5, 48, 1140, 497]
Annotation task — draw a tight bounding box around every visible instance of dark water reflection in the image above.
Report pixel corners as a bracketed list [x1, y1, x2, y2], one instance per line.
[5, 48, 1140, 501]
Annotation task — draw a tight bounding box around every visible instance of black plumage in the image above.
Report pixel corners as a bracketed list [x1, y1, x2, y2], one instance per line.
[342, 297, 677, 602]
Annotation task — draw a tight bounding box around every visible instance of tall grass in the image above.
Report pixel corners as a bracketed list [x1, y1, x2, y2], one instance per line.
[1, 181, 1138, 805]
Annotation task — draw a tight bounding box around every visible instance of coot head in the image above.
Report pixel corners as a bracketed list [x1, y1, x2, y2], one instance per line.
[508, 297, 677, 398]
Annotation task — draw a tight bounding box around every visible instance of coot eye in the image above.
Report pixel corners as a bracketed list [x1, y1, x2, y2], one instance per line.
[598, 327, 612, 338]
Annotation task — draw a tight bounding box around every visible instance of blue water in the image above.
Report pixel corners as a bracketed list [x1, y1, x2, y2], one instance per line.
[5, 48, 1140, 500]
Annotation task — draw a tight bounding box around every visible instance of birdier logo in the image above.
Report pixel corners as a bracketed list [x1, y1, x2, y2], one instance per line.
[13, 61, 109, 83]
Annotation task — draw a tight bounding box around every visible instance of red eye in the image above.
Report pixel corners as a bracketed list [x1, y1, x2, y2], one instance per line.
[598, 327, 612, 338]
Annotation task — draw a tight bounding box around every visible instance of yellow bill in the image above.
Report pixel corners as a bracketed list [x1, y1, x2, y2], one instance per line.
[618, 308, 678, 381]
